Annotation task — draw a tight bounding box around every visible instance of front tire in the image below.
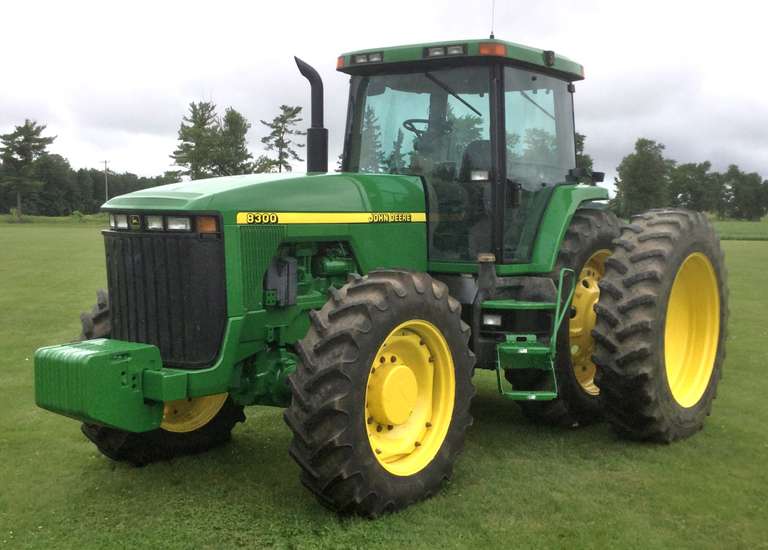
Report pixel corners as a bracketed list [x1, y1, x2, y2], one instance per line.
[284, 270, 475, 517]
[78, 291, 245, 465]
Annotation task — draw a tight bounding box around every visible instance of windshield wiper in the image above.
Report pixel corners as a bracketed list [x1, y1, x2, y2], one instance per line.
[519, 91, 555, 120]
[424, 72, 482, 117]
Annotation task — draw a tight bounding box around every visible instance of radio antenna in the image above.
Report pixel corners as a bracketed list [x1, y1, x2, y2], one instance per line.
[489, 0, 496, 39]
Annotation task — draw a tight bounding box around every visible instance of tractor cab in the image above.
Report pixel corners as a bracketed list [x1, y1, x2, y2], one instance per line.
[337, 39, 586, 265]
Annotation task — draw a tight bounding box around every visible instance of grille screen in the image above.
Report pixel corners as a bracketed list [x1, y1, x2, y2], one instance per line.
[104, 231, 226, 369]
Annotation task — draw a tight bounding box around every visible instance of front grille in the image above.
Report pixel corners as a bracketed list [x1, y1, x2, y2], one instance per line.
[104, 231, 226, 369]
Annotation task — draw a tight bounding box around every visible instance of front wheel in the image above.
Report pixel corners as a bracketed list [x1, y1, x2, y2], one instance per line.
[78, 291, 245, 465]
[284, 270, 475, 517]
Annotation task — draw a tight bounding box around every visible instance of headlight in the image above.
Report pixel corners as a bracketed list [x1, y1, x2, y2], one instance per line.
[166, 216, 191, 231]
[115, 214, 128, 229]
[483, 313, 502, 327]
[146, 215, 164, 230]
[109, 214, 116, 229]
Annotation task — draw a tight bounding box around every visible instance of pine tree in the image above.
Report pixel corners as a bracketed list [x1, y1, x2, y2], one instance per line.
[253, 155, 278, 173]
[215, 108, 253, 176]
[384, 130, 406, 173]
[358, 107, 385, 172]
[0, 119, 55, 218]
[171, 101, 219, 180]
[259, 105, 306, 172]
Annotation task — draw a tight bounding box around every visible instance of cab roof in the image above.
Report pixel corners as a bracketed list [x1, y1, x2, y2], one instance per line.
[338, 38, 584, 81]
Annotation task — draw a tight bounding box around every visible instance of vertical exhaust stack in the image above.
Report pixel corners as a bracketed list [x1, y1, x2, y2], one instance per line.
[294, 57, 328, 173]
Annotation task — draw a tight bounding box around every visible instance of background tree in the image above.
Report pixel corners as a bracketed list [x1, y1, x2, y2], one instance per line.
[260, 105, 306, 172]
[521, 128, 557, 165]
[31, 154, 76, 216]
[357, 107, 385, 172]
[720, 164, 768, 220]
[171, 101, 219, 180]
[0, 120, 55, 217]
[384, 129, 406, 173]
[575, 132, 593, 171]
[613, 138, 673, 217]
[214, 108, 253, 176]
[668, 161, 721, 212]
[252, 155, 278, 173]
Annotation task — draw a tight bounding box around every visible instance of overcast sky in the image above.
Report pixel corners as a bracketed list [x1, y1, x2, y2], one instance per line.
[3, 0, 767, 188]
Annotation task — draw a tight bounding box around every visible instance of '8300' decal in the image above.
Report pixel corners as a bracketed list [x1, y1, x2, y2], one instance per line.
[235, 212, 426, 225]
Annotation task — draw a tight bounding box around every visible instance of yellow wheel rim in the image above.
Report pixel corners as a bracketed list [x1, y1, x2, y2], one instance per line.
[569, 249, 611, 396]
[161, 393, 228, 433]
[664, 252, 720, 407]
[365, 320, 455, 477]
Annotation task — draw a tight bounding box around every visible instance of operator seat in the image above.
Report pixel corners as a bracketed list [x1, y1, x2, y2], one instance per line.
[460, 140, 493, 258]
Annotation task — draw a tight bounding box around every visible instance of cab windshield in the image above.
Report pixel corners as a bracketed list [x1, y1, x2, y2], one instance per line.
[344, 64, 575, 263]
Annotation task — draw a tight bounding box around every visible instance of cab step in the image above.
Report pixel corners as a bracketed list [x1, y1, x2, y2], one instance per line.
[493, 268, 575, 402]
[482, 299, 557, 310]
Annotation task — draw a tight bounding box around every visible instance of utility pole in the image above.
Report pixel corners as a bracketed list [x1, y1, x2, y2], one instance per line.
[103, 160, 109, 202]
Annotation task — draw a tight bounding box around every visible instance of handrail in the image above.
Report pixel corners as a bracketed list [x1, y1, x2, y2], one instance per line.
[549, 267, 575, 354]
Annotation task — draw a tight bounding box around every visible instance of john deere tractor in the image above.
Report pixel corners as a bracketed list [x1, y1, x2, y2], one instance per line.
[35, 38, 728, 516]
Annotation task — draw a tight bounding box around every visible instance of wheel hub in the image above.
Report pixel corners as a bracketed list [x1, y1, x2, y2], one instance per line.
[365, 320, 455, 477]
[369, 363, 418, 425]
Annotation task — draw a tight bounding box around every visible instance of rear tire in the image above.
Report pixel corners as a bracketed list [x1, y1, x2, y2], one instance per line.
[284, 270, 475, 517]
[507, 208, 620, 427]
[78, 291, 245, 465]
[593, 209, 728, 441]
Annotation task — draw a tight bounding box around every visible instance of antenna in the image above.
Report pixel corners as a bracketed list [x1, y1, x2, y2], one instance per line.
[489, 0, 495, 39]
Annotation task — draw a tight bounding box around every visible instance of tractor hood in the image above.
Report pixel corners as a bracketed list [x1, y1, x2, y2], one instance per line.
[102, 172, 426, 225]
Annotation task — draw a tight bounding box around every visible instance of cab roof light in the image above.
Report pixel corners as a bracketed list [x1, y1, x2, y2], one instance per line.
[426, 46, 445, 57]
[336, 56, 345, 69]
[351, 52, 383, 65]
[446, 44, 465, 56]
[479, 42, 507, 56]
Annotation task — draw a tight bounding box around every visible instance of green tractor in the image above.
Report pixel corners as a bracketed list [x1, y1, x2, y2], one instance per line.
[35, 38, 728, 516]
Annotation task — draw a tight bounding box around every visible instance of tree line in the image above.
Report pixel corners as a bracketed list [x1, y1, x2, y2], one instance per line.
[0, 103, 306, 217]
[1, 110, 767, 220]
[611, 138, 768, 220]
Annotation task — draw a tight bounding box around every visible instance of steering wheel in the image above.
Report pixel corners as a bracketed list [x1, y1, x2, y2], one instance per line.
[403, 118, 429, 138]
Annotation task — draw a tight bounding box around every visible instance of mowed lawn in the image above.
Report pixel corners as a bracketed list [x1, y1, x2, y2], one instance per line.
[1, 223, 766, 549]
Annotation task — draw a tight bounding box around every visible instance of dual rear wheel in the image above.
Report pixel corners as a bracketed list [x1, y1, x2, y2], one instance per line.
[507, 207, 727, 440]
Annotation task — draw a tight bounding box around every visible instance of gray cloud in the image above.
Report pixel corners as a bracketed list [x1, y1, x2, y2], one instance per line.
[2, 0, 767, 184]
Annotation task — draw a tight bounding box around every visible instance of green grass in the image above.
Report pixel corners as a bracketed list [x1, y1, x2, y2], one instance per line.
[0, 213, 108, 225]
[1, 225, 766, 549]
[711, 218, 768, 241]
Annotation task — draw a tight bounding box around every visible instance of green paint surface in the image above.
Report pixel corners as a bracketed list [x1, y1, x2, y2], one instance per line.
[339, 38, 584, 81]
